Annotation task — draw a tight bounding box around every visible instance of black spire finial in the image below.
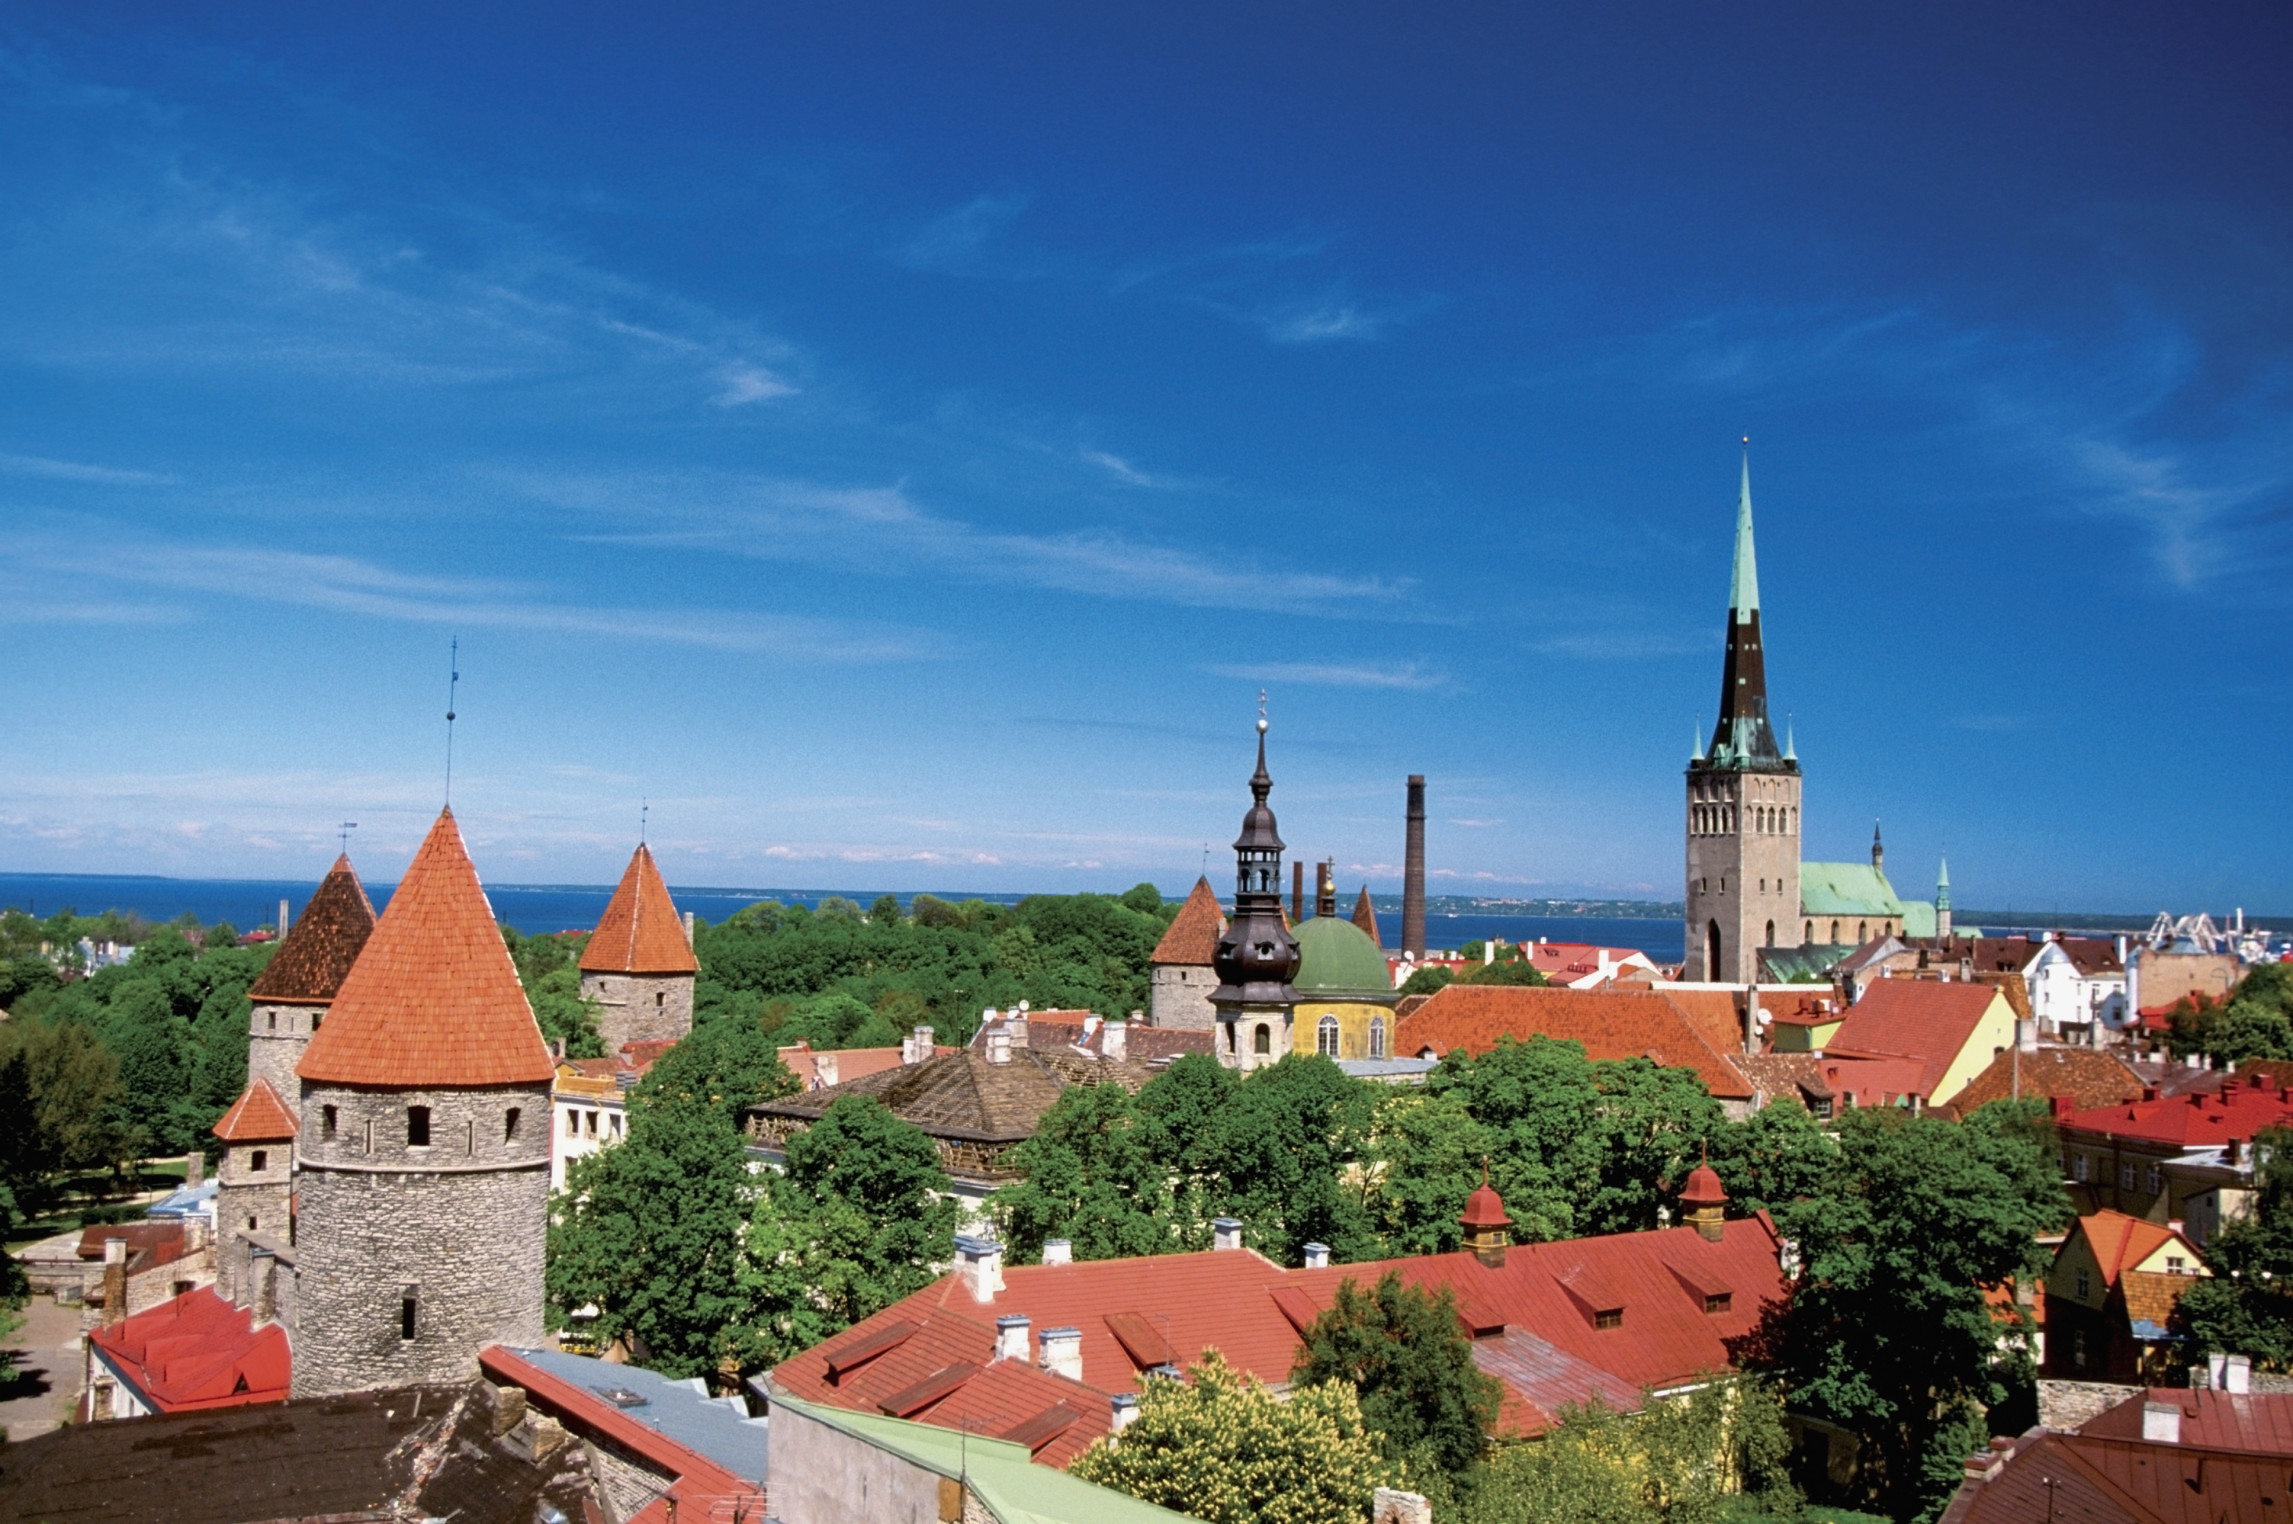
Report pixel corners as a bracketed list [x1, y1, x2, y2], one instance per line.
[338, 821, 357, 855]
[443, 638, 460, 808]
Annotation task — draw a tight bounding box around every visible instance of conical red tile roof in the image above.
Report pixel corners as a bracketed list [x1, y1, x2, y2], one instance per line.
[297, 809, 554, 1089]
[1150, 877, 1226, 966]
[213, 1077, 298, 1142]
[1351, 884, 1382, 946]
[246, 856, 377, 1005]
[577, 844, 697, 975]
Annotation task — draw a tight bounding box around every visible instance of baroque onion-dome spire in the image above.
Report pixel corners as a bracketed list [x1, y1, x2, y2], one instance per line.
[1702, 447, 1788, 771]
[297, 808, 554, 1088]
[1210, 709, 1301, 1009]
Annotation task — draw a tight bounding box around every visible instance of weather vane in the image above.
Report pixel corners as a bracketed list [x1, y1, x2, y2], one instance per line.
[338, 821, 357, 854]
[443, 638, 460, 807]
[1256, 688, 1268, 734]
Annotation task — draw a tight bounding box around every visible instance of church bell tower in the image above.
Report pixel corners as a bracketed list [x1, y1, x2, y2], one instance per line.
[1685, 449, 1801, 983]
[1210, 702, 1301, 1070]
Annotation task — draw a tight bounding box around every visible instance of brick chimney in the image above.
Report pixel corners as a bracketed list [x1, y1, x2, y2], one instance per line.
[101, 1237, 128, 1327]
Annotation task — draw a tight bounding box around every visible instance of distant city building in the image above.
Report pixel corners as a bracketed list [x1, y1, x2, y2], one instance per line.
[2041, 1210, 2209, 1383]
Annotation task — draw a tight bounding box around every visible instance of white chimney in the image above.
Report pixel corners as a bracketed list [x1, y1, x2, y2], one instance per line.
[1042, 1239, 1072, 1266]
[2227, 1354, 2252, 1394]
[994, 1314, 1031, 1362]
[986, 1028, 1012, 1065]
[682, 910, 695, 947]
[2142, 1402, 2181, 1443]
[1213, 1217, 1243, 1252]
[1103, 1018, 1128, 1062]
[955, 1235, 1004, 1304]
[278, 898, 290, 938]
[1038, 1326, 1083, 1383]
[1110, 1392, 1140, 1435]
[2017, 1018, 2038, 1053]
[814, 1052, 839, 1088]
[1302, 1242, 1329, 1269]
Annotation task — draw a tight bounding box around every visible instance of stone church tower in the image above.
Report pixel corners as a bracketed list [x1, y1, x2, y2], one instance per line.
[291, 808, 556, 1397]
[243, 856, 376, 1102]
[578, 843, 698, 1051]
[1210, 712, 1301, 1070]
[1685, 452, 1801, 983]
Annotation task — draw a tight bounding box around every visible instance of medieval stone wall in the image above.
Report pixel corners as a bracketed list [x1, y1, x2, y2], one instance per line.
[580, 971, 694, 1051]
[292, 1081, 551, 1398]
[1150, 963, 1219, 1030]
[216, 1141, 294, 1302]
[247, 1001, 318, 1100]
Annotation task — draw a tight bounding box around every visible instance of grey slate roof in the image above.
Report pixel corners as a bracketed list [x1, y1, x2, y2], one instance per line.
[498, 1345, 769, 1483]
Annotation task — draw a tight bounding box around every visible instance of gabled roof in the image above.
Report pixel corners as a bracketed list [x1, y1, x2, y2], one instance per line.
[1396, 985, 1753, 1099]
[213, 1076, 298, 1142]
[297, 809, 555, 1090]
[246, 856, 377, 1005]
[578, 844, 697, 975]
[1824, 980, 2007, 1098]
[87, 1288, 289, 1413]
[2065, 1211, 2197, 1290]
[2059, 1070, 2293, 1147]
[1940, 1426, 2290, 1524]
[1932, 1045, 2144, 1119]
[1350, 885, 1381, 946]
[2080, 1388, 2293, 1456]
[1799, 862, 1906, 918]
[1150, 877, 1225, 966]
[749, 1046, 1154, 1147]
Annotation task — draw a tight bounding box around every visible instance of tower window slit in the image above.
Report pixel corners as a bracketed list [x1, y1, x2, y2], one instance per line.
[407, 1105, 430, 1147]
[505, 1107, 521, 1142]
[400, 1295, 418, 1341]
[322, 1105, 338, 1140]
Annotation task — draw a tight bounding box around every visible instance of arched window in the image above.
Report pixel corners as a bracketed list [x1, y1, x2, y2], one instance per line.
[1765, 920, 1776, 948]
[1857, 921, 1868, 943]
[1805, 921, 1814, 943]
[1369, 1016, 1386, 1059]
[1830, 920, 1841, 942]
[1253, 1023, 1271, 1055]
[1705, 921, 1723, 982]
[1317, 1015, 1340, 1057]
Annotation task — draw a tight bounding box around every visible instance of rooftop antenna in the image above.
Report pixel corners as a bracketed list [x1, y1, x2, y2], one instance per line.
[442, 638, 460, 808]
[338, 822, 358, 855]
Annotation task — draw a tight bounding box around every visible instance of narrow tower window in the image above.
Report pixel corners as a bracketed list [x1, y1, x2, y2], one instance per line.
[267, 1011, 277, 1032]
[400, 1295, 418, 1341]
[1369, 1016, 1387, 1059]
[322, 1105, 338, 1140]
[505, 1107, 521, 1142]
[1316, 1015, 1340, 1057]
[250, 1149, 267, 1173]
[407, 1105, 431, 1147]
[1254, 1023, 1271, 1055]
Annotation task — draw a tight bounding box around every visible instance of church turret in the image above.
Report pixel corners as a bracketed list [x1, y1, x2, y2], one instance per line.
[1936, 856, 1952, 939]
[1685, 448, 1803, 983]
[1211, 707, 1301, 1070]
[1871, 822, 1884, 872]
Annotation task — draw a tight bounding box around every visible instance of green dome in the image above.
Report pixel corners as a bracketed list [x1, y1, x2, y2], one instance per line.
[1291, 917, 1397, 1002]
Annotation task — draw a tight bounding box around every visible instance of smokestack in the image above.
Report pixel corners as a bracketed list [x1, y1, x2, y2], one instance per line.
[1403, 776, 1427, 957]
[102, 1237, 127, 1327]
[278, 898, 290, 938]
[1292, 860, 1305, 924]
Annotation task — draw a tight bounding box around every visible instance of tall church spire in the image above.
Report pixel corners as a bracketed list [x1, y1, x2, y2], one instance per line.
[1703, 446, 1786, 770]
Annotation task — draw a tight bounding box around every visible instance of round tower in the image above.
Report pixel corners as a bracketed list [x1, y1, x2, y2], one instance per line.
[1210, 711, 1301, 1071]
[243, 855, 376, 1103]
[211, 1077, 297, 1303]
[578, 842, 698, 1052]
[291, 808, 556, 1397]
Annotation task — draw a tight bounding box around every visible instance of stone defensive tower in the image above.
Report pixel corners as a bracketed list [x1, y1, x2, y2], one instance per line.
[211, 1078, 297, 1304]
[291, 808, 556, 1398]
[1685, 451, 1801, 983]
[243, 856, 376, 1103]
[578, 843, 698, 1051]
[1148, 877, 1226, 1030]
[1210, 710, 1301, 1070]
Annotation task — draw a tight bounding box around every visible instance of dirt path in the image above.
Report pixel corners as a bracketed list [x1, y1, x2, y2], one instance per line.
[0, 1295, 85, 1440]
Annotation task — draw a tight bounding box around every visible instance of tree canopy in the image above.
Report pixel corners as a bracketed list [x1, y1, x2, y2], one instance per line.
[2176, 1123, 2293, 1369]
[1291, 1271, 1502, 1476]
[2167, 963, 2293, 1063]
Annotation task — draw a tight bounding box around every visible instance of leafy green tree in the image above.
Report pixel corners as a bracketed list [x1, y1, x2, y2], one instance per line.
[1463, 959, 1549, 988]
[0, 1182, 28, 1380]
[868, 894, 904, 925]
[1209, 1053, 1380, 1264]
[1071, 1350, 1404, 1524]
[1398, 965, 1456, 997]
[1366, 1088, 1497, 1256]
[501, 926, 602, 1057]
[1292, 1271, 1502, 1475]
[2176, 1124, 2293, 1369]
[547, 1093, 758, 1381]
[1120, 882, 1164, 915]
[1707, 1097, 1835, 1216]
[0, 955, 61, 1016]
[781, 990, 900, 1050]
[633, 1013, 798, 1125]
[3, 1016, 122, 1181]
[2167, 963, 2293, 1063]
[992, 1080, 1188, 1263]
[1752, 1102, 2067, 1522]
[762, 1096, 959, 1331]
[1415, 1037, 1614, 1242]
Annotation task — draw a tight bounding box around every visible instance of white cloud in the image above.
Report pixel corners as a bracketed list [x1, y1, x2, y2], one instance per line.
[713, 363, 797, 406]
[0, 451, 178, 486]
[1204, 660, 1446, 690]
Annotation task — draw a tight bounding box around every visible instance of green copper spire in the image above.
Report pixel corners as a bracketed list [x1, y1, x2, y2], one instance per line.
[1936, 855, 1951, 907]
[1728, 445, 1760, 624]
[1783, 718, 1796, 762]
[1691, 719, 1704, 762]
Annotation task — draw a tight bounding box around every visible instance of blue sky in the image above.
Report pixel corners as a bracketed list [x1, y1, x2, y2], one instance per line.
[2, 3, 2288, 911]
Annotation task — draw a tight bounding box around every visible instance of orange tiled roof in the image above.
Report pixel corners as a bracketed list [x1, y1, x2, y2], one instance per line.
[1825, 980, 2003, 1098]
[213, 1077, 298, 1142]
[578, 844, 697, 975]
[2072, 1210, 2188, 1290]
[1396, 985, 1753, 1099]
[87, 1288, 290, 1413]
[1660, 988, 1746, 1061]
[1149, 878, 1225, 966]
[297, 809, 555, 1089]
[246, 856, 377, 1005]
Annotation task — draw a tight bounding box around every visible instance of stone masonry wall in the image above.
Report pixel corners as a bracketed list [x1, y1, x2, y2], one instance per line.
[292, 1081, 551, 1398]
[580, 971, 694, 1052]
[247, 1001, 319, 1101]
[1150, 964, 1219, 1030]
[216, 1141, 294, 1302]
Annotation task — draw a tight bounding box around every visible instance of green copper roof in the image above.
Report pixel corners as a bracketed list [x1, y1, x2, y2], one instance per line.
[1799, 861, 1907, 918]
[1900, 901, 1937, 939]
[1292, 915, 1397, 1001]
[768, 1389, 1194, 1524]
[1729, 450, 1760, 624]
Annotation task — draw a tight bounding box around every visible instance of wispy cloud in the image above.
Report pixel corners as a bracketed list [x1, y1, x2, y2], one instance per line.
[712, 362, 798, 406]
[0, 451, 178, 486]
[1081, 448, 1158, 486]
[1203, 660, 1447, 690]
[1528, 630, 1711, 660]
[892, 194, 1033, 274]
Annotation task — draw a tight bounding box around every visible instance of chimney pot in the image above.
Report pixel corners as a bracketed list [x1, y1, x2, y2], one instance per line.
[2143, 1401, 2182, 1443]
[1110, 1392, 1140, 1435]
[1212, 1217, 1243, 1252]
[2226, 1354, 2252, 1393]
[1303, 1242, 1329, 1269]
[1102, 1018, 1127, 1062]
[956, 1235, 1005, 1304]
[1042, 1239, 1072, 1266]
[986, 1028, 1012, 1065]
[1038, 1326, 1084, 1383]
[994, 1314, 1031, 1362]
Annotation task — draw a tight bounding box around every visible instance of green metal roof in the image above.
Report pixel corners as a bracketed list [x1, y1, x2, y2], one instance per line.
[1730, 450, 1760, 623]
[1798, 862, 1907, 918]
[1899, 901, 1937, 939]
[769, 1390, 1194, 1524]
[1759, 944, 1855, 982]
[1291, 916, 1398, 1002]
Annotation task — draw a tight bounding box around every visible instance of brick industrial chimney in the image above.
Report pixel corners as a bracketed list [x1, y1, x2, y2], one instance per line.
[1402, 776, 1427, 957]
[1292, 860, 1305, 924]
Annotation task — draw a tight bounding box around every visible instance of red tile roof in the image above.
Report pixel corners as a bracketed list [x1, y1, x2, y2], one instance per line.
[213, 1077, 298, 1142]
[1396, 986, 1753, 1099]
[2060, 1070, 2293, 1147]
[2080, 1388, 2293, 1456]
[772, 1214, 1788, 1455]
[778, 1042, 938, 1090]
[1660, 988, 1747, 1061]
[87, 1288, 290, 1412]
[298, 809, 555, 1089]
[1149, 878, 1225, 966]
[578, 844, 698, 975]
[246, 856, 377, 1005]
[1933, 1044, 2144, 1119]
[1941, 1427, 2290, 1524]
[1825, 980, 2006, 1098]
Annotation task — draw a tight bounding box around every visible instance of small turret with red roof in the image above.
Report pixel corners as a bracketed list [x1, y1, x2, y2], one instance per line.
[1460, 1166, 1513, 1268]
[578, 842, 698, 1050]
[1680, 1153, 1728, 1243]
